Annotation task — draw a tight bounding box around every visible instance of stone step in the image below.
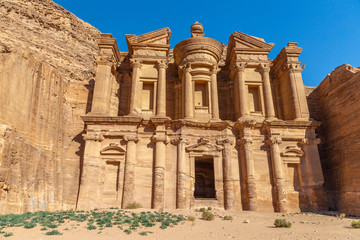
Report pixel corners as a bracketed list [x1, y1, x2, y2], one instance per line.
[194, 198, 221, 209]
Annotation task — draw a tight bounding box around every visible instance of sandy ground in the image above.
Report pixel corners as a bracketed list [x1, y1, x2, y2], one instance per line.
[2, 209, 360, 240]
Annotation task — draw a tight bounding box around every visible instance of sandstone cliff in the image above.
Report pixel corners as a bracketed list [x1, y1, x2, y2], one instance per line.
[308, 64, 360, 215]
[0, 0, 100, 213]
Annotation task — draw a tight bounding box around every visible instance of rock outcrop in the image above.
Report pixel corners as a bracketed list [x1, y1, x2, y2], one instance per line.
[308, 64, 360, 215]
[0, 0, 100, 213]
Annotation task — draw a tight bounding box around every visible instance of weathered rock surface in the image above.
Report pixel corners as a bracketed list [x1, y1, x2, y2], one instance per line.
[0, 0, 100, 213]
[308, 64, 360, 215]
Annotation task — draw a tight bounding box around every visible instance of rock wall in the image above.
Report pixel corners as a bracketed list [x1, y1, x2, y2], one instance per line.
[308, 64, 360, 215]
[0, 0, 100, 213]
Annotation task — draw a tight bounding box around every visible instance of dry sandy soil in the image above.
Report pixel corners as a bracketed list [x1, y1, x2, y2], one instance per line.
[3, 208, 360, 240]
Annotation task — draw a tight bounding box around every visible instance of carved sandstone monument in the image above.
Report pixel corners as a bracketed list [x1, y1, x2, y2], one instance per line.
[76, 22, 327, 213]
[1, 0, 358, 215]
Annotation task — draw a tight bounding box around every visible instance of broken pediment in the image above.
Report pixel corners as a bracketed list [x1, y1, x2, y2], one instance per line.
[100, 143, 126, 155]
[281, 146, 304, 158]
[186, 138, 223, 152]
[228, 31, 274, 50]
[125, 28, 171, 56]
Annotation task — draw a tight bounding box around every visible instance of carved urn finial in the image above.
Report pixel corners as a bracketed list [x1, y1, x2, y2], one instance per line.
[191, 21, 204, 38]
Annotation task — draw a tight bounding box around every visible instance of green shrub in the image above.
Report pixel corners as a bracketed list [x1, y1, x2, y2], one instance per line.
[125, 202, 142, 209]
[207, 207, 212, 211]
[199, 207, 206, 213]
[124, 229, 132, 234]
[87, 224, 96, 230]
[202, 211, 215, 221]
[4, 232, 13, 237]
[187, 215, 196, 221]
[45, 230, 62, 235]
[274, 219, 292, 228]
[24, 222, 36, 229]
[224, 215, 233, 221]
[351, 220, 360, 228]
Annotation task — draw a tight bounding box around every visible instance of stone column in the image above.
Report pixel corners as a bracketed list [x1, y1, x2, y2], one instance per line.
[129, 59, 142, 115]
[122, 134, 138, 208]
[211, 65, 220, 120]
[268, 137, 287, 212]
[241, 137, 258, 211]
[235, 63, 249, 118]
[217, 138, 234, 210]
[156, 61, 167, 117]
[287, 64, 302, 120]
[260, 64, 276, 119]
[91, 59, 113, 115]
[172, 137, 189, 209]
[184, 64, 194, 119]
[151, 133, 168, 209]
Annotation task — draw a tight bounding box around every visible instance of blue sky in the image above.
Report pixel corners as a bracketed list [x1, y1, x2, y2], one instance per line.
[54, 0, 360, 86]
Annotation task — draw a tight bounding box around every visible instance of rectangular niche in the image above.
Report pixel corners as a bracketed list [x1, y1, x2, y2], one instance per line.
[248, 86, 261, 112]
[194, 82, 208, 107]
[142, 82, 155, 111]
[103, 161, 120, 198]
[287, 163, 301, 192]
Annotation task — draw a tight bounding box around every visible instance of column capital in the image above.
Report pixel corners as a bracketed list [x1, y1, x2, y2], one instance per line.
[82, 132, 104, 142]
[171, 136, 189, 145]
[211, 65, 220, 74]
[238, 137, 253, 145]
[266, 136, 282, 145]
[152, 135, 169, 144]
[130, 58, 142, 69]
[123, 134, 139, 143]
[284, 63, 304, 73]
[235, 62, 247, 72]
[259, 63, 272, 73]
[156, 60, 168, 70]
[216, 138, 234, 146]
[300, 137, 321, 145]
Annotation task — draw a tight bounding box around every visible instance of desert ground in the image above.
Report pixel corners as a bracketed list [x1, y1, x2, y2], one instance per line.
[1, 208, 360, 240]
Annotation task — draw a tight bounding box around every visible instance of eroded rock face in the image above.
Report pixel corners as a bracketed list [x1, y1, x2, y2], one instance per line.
[308, 64, 360, 215]
[0, 0, 100, 213]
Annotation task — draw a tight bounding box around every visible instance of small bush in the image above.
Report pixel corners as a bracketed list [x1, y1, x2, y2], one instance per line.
[351, 220, 360, 228]
[339, 213, 346, 219]
[125, 202, 142, 209]
[207, 207, 212, 211]
[202, 211, 215, 221]
[187, 215, 196, 221]
[45, 230, 62, 235]
[224, 215, 233, 221]
[199, 207, 206, 213]
[24, 222, 36, 229]
[4, 232, 13, 237]
[124, 229, 132, 234]
[274, 219, 292, 228]
[87, 224, 97, 230]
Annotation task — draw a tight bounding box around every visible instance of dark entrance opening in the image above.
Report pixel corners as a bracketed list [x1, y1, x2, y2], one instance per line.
[194, 157, 216, 199]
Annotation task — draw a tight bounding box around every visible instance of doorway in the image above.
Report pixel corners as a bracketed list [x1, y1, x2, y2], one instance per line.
[194, 157, 216, 199]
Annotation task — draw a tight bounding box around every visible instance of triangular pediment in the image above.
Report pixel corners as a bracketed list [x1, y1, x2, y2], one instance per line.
[228, 31, 274, 50]
[100, 143, 126, 155]
[186, 138, 223, 152]
[126, 28, 171, 47]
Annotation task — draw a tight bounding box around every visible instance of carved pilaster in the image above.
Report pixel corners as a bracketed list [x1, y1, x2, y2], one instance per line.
[259, 63, 276, 119]
[210, 65, 220, 120]
[129, 59, 142, 115]
[172, 136, 189, 209]
[267, 136, 286, 212]
[234, 62, 249, 118]
[156, 60, 168, 117]
[217, 138, 235, 210]
[122, 134, 139, 208]
[238, 136, 258, 211]
[151, 134, 169, 209]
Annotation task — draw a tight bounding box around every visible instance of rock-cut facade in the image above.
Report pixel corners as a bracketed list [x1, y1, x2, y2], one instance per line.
[76, 22, 327, 212]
